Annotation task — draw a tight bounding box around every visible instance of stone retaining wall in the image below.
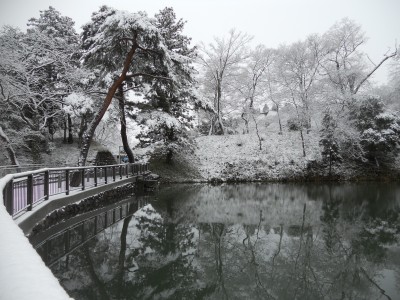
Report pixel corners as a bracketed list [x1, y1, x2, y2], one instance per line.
[30, 183, 135, 236]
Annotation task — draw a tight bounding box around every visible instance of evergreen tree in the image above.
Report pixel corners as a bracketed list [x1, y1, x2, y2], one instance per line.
[134, 7, 197, 163]
[349, 96, 400, 167]
[78, 7, 196, 166]
[319, 112, 342, 176]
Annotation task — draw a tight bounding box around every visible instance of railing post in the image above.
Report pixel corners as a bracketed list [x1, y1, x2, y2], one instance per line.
[119, 165, 122, 179]
[104, 167, 107, 184]
[44, 171, 49, 200]
[4, 180, 13, 215]
[65, 170, 70, 196]
[112, 166, 116, 182]
[27, 174, 33, 211]
[125, 164, 128, 178]
[94, 167, 98, 187]
[81, 169, 85, 191]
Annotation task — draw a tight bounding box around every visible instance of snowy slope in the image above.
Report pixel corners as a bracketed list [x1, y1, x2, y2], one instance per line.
[194, 130, 322, 181]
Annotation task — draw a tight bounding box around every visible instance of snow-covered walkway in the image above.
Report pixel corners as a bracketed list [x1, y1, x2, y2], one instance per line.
[0, 203, 72, 299]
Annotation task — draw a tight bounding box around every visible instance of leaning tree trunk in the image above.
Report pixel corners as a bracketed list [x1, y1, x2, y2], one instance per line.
[0, 125, 19, 166]
[118, 85, 135, 163]
[78, 44, 138, 166]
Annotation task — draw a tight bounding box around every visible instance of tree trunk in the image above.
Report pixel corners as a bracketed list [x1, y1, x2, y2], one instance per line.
[252, 115, 262, 150]
[48, 117, 54, 141]
[67, 113, 73, 144]
[216, 78, 224, 135]
[300, 129, 306, 157]
[241, 113, 249, 134]
[78, 44, 138, 166]
[276, 105, 283, 135]
[63, 115, 67, 144]
[0, 125, 19, 166]
[208, 117, 213, 136]
[118, 85, 135, 163]
[116, 204, 136, 295]
[78, 117, 87, 149]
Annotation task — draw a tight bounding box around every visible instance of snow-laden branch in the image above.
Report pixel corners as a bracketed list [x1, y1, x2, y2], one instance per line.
[0, 125, 19, 166]
[353, 46, 398, 94]
[125, 72, 172, 81]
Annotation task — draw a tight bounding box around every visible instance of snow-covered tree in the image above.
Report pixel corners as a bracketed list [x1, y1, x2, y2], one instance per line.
[321, 18, 397, 100]
[274, 35, 325, 156]
[348, 96, 400, 167]
[78, 6, 196, 166]
[198, 29, 252, 135]
[0, 8, 81, 162]
[137, 7, 197, 163]
[63, 92, 96, 148]
[319, 112, 342, 175]
[28, 7, 82, 144]
[28, 6, 78, 44]
[233, 45, 273, 133]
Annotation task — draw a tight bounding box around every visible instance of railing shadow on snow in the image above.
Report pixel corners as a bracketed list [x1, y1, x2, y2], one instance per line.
[0, 163, 149, 218]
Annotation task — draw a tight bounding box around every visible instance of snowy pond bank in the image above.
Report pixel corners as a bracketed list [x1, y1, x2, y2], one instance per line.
[152, 132, 400, 184]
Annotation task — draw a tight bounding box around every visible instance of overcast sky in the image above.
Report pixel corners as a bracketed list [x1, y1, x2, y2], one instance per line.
[0, 0, 399, 83]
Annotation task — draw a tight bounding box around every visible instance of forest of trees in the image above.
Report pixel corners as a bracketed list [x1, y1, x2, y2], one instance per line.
[0, 6, 399, 174]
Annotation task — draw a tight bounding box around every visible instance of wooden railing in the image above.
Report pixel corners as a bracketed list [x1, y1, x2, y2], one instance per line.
[1, 163, 149, 218]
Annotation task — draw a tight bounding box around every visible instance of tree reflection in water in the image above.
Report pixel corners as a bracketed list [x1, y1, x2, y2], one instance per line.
[45, 183, 400, 300]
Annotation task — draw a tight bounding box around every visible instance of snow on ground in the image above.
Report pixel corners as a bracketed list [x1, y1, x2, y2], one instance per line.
[0, 203, 72, 300]
[194, 128, 322, 181]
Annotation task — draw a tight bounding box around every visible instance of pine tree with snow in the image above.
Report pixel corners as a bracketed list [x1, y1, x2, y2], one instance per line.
[78, 6, 196, 166]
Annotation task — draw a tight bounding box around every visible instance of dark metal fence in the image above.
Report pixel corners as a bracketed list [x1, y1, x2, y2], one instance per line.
[0, 164, 67, 178]
[1, 163, 149, 218]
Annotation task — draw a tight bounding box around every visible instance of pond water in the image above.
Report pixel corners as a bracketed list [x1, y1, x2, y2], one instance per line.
[34, 183, 400, 300]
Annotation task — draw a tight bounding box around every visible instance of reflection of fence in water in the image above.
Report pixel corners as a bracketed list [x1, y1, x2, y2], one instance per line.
[35, 200, 143, 266]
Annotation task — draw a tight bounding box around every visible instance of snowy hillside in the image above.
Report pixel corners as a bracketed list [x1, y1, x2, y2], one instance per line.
[194, 130, 322, 182]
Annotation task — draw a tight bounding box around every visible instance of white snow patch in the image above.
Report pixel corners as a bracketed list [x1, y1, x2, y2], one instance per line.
[0, 203, 72, 299]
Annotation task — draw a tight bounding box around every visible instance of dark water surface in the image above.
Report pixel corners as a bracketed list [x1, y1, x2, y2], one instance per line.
[35, 183, 400, 300]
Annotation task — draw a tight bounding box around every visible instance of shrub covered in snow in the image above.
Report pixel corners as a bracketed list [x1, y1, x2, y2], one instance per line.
[349, 96, 400, 167]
